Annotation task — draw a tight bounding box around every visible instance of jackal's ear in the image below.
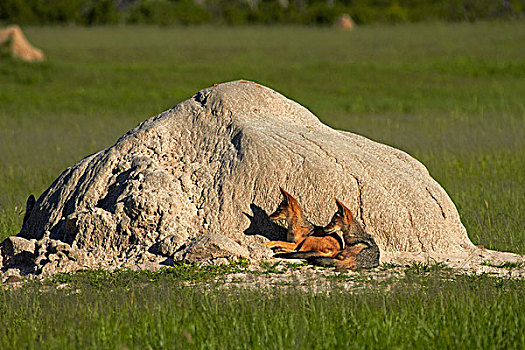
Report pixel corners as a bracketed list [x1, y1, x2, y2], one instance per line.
[280, 187, 300, 209]
[334, 197, 344, 215]
[279, 187, 293, 203]
[279, 187, 288, 203]
[334, 198, 353, 222]
[287, 194, 300, 209]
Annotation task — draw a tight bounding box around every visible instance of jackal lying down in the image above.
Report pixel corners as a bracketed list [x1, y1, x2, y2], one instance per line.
[262, 188, 379, 271]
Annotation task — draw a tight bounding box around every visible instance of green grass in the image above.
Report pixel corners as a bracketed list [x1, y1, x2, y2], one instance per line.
[1, 266, 524, 349]
[1, 23, 524, 253]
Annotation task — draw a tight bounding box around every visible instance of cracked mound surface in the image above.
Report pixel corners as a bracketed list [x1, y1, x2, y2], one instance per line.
[1, 80, 496, 276]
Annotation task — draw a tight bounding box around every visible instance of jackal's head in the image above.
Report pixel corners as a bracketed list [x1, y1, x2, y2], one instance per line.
[269, 187, 302, 226]
[325, 198, 370, 248]
[324, 198, 354, 234]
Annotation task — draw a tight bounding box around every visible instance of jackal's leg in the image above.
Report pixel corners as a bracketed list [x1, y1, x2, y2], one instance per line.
[273, 250, 335, 259]
[262, 241, 298, 251]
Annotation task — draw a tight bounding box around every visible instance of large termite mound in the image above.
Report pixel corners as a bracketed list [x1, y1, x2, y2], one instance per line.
[2, 80, 521, 277]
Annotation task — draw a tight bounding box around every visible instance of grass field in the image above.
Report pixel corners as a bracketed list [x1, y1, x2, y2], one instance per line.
[1, 264, 524, 349]
[1, 22, 524, 348]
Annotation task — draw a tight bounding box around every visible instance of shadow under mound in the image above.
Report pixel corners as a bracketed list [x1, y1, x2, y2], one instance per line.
[243, 203, 286, 241]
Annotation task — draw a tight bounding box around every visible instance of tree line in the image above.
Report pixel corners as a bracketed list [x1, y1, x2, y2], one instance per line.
[1, 0, 523, 26]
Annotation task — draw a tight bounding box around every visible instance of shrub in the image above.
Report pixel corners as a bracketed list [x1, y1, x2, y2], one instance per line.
[0, 0, 524, 26]
[128, 0, 210, 26]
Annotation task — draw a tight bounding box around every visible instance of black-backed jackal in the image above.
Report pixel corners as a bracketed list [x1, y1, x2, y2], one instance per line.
[273, 198, 380, 271]
[262, 187, 343, 257]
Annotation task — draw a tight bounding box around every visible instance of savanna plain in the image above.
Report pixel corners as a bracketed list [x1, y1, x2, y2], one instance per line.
[0, 22, 524, 349]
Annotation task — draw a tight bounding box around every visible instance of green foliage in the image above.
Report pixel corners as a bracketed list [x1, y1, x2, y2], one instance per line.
[50, 260, 251, 288]
[259, 261, 285, 273]
[0, 35, 12, 58]
[404, 261, 449, 275]
[304, 2, 345, 25]
[208, 0, 253, 25]
[128, 0, 210, 25]
[0, 0, 122, 25]
[481, 261, 525, 269]
[0, 0, 524, 26]
[385, 0, 408, 23]
[446, 0, 520, 22]
[83, 0, 121, 25]
[380, 262, 402, 269]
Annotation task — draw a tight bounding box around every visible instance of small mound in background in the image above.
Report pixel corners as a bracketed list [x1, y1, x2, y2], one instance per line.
[0, 25, 45, 62]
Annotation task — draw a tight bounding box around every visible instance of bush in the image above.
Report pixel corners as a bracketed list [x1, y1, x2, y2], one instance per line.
[0, 0, 120, 25]
[128, 0, 210, 26]
[249, 0, 289, 24]
[304, 3, 345, 25]
[210, 0, 252, 25]
[82, 0, 121, 25]
[447, 0, 521, 22]
[385, 1, 408, 23]
[0, 0, 523, 26]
